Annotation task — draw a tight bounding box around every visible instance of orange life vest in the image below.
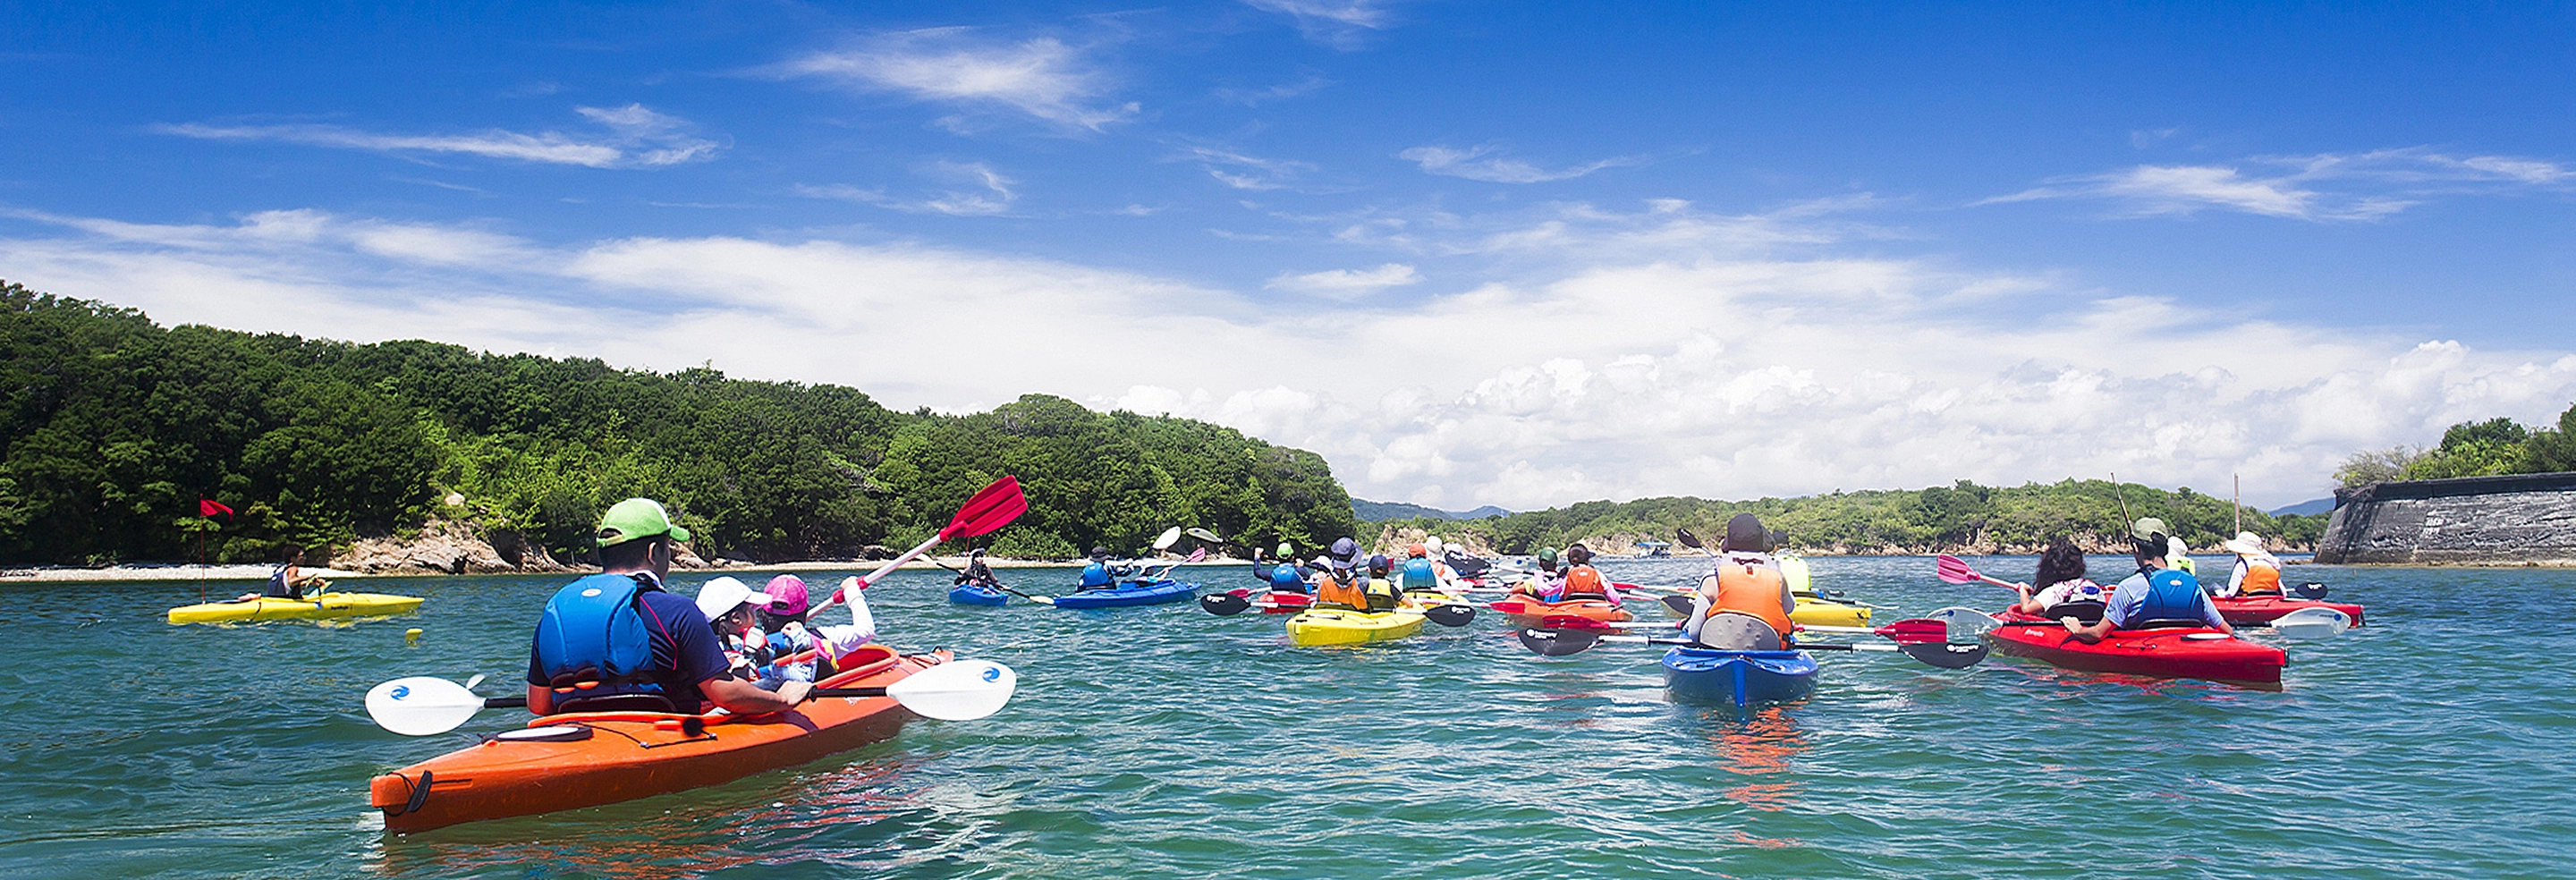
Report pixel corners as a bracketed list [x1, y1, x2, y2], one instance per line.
[1316, 571, 1363, 608]
[1563, 564, 1608, 599]
[1711, 562, 1793, 637]
[2238, 559, 2284, 596]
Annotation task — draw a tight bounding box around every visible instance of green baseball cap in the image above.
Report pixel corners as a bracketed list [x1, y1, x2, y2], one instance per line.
[2130, 517, 2171, 542]
[597, 498, 691, 547]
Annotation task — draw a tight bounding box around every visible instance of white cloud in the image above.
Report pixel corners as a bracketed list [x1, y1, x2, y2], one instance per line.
[1243, 0, 1396, 48]
[1212, 74, 1334, 106]
[156, 105, 719, 169]
[6, 201, 2572, 512]
[1177, 146, 1319, 191]
[1399, 145, 1641, 183]
[795, 160, 1021, 216]
[778, 30, 1137, 131]
[1987, 148, 2573, 221]
[1266, 263, 1420, 298]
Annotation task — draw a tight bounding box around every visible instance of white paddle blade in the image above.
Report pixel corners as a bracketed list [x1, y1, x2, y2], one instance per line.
[1923, 606, 2000, 642]
[1154, 527, 1182, 551]
[2270, 606, 2352, 639]
[888, 659, 1016, 721]
[366, 676, 488, 736]
[1186, 528, 1222, 544]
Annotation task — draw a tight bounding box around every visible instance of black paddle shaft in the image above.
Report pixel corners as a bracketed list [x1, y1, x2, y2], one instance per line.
[483, 685, 894, 710]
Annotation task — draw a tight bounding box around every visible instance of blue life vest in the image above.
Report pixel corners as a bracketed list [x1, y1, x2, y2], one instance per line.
[2134, 569, 2207, 626]
[1268, 563, 1306, 593]
[533, 573, 663, 690]
[1080, 561, 1113, 588]
[1402, 557, 1436, 591]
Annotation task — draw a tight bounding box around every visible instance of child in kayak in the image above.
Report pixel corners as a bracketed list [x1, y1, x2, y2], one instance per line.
[2216, 531, 2285, 597]
[2009, 537, 2108, 623]
[1557, 544, 1621, 605]
[745, 575, 877, 687]
[1511, 547, 1567, 599]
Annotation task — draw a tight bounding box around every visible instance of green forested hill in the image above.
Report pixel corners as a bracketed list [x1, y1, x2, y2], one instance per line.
[0, 283, 1355, 565]
[1384, 479, 2332, 556]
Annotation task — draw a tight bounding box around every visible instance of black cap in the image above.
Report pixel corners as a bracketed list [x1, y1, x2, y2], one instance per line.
[1724, 513, 1768, 552]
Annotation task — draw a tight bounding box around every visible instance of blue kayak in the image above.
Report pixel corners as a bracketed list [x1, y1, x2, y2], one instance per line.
[948, 583, 1008, 606]
[1660, 647, 1818, 708]
[1050, 579, 1199, 609]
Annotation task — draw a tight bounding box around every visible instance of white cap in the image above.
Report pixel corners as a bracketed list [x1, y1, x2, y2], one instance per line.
[2220, 531, 2266, 555]
[1426, 537, 1445, 554]
[694, 576, 772, 619]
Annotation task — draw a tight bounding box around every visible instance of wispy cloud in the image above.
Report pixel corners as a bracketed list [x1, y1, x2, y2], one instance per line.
[1176, 146, 1318, 190]
[777, 30, 1137, 131]
[1243, 0, 1396, 48]
[1984, 148, 2574, 221]
[1266, 262, 1420, 298]
[1213, 74, 1334, 106]
[156, 105, 719, 169]
[1399, 144, 1642, 183]
[795, 160, 1021, 216]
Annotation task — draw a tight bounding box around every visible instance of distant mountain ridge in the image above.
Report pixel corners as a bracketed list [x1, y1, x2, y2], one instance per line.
[1352, 499, 1513, 521]
[2268, 497, 2335, 516]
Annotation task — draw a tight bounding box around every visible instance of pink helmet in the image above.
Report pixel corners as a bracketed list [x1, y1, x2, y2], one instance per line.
[764, 574, 810, 616]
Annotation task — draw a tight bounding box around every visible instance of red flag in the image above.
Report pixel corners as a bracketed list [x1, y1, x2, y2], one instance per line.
[199, 498, 234, 518]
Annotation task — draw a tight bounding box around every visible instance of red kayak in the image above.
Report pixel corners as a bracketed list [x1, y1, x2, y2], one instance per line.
[2212, 595, 2365, 628]
[1983, 610, 2285, 685]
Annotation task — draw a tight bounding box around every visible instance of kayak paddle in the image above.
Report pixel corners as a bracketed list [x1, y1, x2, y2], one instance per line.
[1935, 554, 2021, 589]
[1516, 614, 1987, 667]
[2267, 605, 2351, 639]
[1199, 590, 1254, 615]
[366, 658, 1019, 735]
[842, 477, 1030, 597]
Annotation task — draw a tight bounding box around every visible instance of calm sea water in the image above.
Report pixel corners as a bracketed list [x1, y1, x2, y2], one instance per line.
[2, 555, 2570, 878]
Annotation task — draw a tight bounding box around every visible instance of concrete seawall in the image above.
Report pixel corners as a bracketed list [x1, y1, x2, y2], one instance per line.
[2316, 471, 2576, 565]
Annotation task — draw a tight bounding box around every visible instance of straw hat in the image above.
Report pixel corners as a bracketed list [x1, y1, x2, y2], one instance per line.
[2220, 531, 2267, 555]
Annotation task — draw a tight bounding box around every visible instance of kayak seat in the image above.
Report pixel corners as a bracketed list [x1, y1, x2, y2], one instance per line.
[554, 692, 680, 715]
[2127, 617, 2211, 630]
[2041, 600, 2106, 624]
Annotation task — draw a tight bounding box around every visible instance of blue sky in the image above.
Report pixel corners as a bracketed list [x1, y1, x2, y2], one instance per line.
[6, 2, 2575, 511]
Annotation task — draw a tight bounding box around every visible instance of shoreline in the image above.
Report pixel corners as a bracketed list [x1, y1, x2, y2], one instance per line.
[0, 555, 1262, 584]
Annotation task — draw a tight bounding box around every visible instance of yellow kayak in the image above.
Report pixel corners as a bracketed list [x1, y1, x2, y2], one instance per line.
[1775, 554, 1869, 627]
[166, 592, 424, 624]
[1285, 608, 1426, 646]
[1792, 598, 1869, 628]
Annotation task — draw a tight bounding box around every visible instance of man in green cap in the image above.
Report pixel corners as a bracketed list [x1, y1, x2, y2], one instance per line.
[2066, 517, 2234, 642]
[526, 498, 813, 715]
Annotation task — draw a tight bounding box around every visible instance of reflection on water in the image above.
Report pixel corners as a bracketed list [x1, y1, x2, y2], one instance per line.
[368, 757, 927, 878]
[1702, 707, 1807, 813]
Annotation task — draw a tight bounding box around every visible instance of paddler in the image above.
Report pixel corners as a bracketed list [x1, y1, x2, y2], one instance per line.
[1511, 546, 1566, 599]
[746, 574, 877, 686]
[525, 498, 812, 715]
[1077, 546, 1131, 591]
[1398, 543, 1444, 594]
[2166, 536, 2198, 576]
[2066, 518, 2235, 642]
[2009, 537, 2109, 622]
[954, 548, 1001, 590]
[1557, 543, 1621, 605]
[2216, 531, 2286, 597]
[234, 546, 327, 602]
[1682, 513, 1797, 650]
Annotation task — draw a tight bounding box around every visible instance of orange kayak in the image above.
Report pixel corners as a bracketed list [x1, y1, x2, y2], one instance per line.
[369, 644, 937, 832]
[1488, 597, 1633, 628]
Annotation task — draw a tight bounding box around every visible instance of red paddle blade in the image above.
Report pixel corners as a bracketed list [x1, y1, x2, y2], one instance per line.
[1538, 613, 1614, 630]
[1875, 619, 1951, 646]
[1934, 554, 1979, 585]
[939, 477, 1028, 540]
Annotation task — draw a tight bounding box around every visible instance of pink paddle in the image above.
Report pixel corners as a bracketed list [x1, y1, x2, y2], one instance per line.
[1935, 554, 2020, 589]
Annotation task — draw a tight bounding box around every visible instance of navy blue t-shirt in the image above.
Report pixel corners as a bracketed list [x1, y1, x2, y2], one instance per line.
[525, 586, 732, 714]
